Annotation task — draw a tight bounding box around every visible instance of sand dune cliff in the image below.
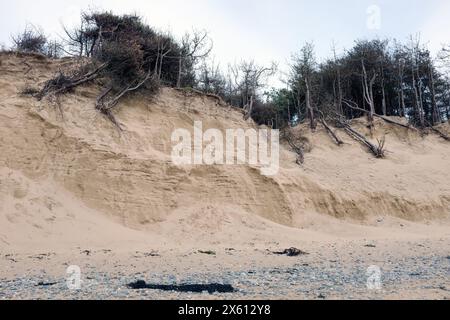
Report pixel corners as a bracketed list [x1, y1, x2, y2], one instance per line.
[1, 53, 449, 253]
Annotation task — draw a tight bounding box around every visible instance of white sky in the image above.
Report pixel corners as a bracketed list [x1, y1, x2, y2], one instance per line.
[1, 0, 449, 86]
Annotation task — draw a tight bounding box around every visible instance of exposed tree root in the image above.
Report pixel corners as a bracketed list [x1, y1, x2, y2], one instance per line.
[94, 70, 157, 129]
[97, 70, 155, 113]
[24, 61, 32, 74]
[429, 125, 450, 141]
[37, 62, 108, 100]
[175, 87, 228, 107]
[93, 85, 122, 130]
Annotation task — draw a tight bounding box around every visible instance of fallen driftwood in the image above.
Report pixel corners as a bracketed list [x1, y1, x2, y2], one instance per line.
[127, 281, 235, 293]
[36, 281, 58, 287]
[317, 111, 344, 146]
[282, 131, 305, 165]
[198, 250, 216, 255]
[338, 119, 385, 158]
[273, 247, 309, 257]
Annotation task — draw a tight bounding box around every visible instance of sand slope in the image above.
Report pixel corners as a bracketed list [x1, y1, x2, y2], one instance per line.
[1, 53, 449, 253]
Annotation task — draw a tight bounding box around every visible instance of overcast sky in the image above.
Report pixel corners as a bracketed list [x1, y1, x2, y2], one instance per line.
[1, 0, 449, 84]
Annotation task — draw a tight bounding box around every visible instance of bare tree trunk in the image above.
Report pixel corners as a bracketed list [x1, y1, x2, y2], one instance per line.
[412, 73, 419, 123]
[447, 83, 450, 121]
[411, 65, 424, 127]
[416, 68, 425, 127]
[381, 67, 387, 116]
[337, 67, 343, 115]
[398, 61, 406, 117]
[154, 53, 160, 76]
[248, 94, 254, 118]
[318, 114, 344, 145]
[361, 77, 366, 114]
[332, 43, 343, 116]
[243, 95, 254, 121]
[381, 84, 387, 116]
[305, 79, 315, 130]
[333, 79, 337, 112]
[177, 56, 183, 88]
[400, 90, 406, 117]
[159, 55, 164, 80]
[368, 78, 376, 120]
[418, 87, 425, 126]
[429, 66, 439, 125]
[362, 60, 376, 127]
[293, 88, 301, 121]
[287, 100, 291, 126]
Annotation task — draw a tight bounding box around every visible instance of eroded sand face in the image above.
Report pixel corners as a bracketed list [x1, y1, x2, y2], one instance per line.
[0, 53, 449, 299]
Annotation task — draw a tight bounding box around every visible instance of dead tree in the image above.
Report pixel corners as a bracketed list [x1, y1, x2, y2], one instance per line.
[331, 42, 344, 116]
[342, 100, 417, 131]
[320, 118, 344, 146]
[291, 42, 317, 130]
[409, 36, 426, 127]
[176, 30, 212, 88]
[281, 130, 305, 165]
[303, 44, 316, 130]
[428, 63, 440, 125]
[337, 118, 385, 158]
[229, 60, 277, 120]
[380, 65, 387, 116]
[243, 95, 254, 121]
[61, 23, 87, 57]
[397, 57, 407, 117]
[305, 78, 315, 130]
[361, 59, 377, 127]
[316, 109, 344, 145]
[12, 24, 47, 54]
[154, 34, 174, 80]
